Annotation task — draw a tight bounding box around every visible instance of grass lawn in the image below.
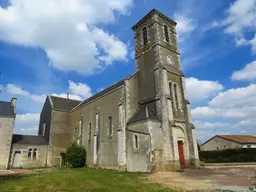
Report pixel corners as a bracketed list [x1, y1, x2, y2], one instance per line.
[0, 168, 179, 192]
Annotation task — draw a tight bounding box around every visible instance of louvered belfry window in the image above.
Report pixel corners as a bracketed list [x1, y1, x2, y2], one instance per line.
[164, 25, 170, 43]
[142, 26, 148, 45]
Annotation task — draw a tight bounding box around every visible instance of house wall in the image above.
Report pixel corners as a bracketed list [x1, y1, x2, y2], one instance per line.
[9, 144, 48, 168]
[47, 110, 71, 167]
[70, 86, 125, 168]
[38, 96, 52, 141]
[126, 121, 151, 172]
[201, 137, 242, 151]
[0, 117, 15, 169]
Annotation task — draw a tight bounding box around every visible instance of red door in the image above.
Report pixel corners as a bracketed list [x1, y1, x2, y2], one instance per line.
[178, 141, 185, 167]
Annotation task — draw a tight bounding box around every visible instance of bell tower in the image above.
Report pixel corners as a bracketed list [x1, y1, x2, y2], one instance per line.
[132, 9, 199, 170]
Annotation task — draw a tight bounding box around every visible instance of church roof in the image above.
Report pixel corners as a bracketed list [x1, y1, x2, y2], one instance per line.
[127, 105, 159, 124]
[0, 101, 15, 117]
[217, 135, 256, 144]
[74, 79, 125, 110]
[49, 96, 82, 111]
[12, 134, 48, 145]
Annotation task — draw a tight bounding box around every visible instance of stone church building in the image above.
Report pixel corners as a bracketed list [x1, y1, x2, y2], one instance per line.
[0, 9, 199, 172]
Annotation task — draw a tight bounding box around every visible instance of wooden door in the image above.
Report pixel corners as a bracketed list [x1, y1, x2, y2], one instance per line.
[178, 141, 185, 167]
[13, 151, 21, 168]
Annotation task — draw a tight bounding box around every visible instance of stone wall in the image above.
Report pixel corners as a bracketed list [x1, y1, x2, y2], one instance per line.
[9, 144, 48, 168]
[0, 117, 14, 169]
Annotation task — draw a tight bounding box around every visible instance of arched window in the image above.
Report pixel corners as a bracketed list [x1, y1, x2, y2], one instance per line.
[108, 116, 113, 136]
[174, 84, 179, 109]
[134, 134, 139, 149]
[164, 24, 170, 43]
[142, 26, 148, 45]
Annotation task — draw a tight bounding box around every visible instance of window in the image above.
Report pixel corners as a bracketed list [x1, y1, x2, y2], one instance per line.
[42, 123, 46, 136]
[74, 127, 77, 141]
[224, 145, 226, 149]
[164, 24, 170, 43]
[134, 135, 139, 149]
[88, 123, 92, 143]
[119, 105, 124, 127]
[96, 113, 99, 133]
[28, 148, 32, 158]
[174, 84, 179, 110]
[79, 119, 83, 145]
[33, 148, 37, 159]
[169, 82, 175, 108]
[108, 116, 113, 136]
[217, 147, 219, 150]
[142, 26, 148, 45]
[247, 145, 251, 148]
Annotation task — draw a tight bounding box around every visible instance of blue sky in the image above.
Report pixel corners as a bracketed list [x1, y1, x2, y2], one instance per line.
[0, 0, 256, 142]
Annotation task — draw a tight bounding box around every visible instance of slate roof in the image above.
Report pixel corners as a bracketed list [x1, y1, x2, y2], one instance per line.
[217, 135, 256, 144]
[75, 79, 125, 110]
[12, 134, 48, 145]
[0, 101, 15, 117]
[50, 96, 81, 111]
[127, 105, 159, 124]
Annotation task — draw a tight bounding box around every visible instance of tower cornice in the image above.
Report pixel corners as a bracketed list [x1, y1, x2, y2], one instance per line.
[132, 9, 177, 31]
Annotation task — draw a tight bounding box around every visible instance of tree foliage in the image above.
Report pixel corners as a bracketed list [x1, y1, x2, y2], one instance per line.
[64, 142, 86, 168]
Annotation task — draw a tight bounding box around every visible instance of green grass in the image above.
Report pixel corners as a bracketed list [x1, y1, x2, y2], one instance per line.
[0, 168, 179, 192]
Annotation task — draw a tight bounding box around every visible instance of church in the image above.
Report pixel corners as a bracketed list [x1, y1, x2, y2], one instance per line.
[0, 9, 199, 172]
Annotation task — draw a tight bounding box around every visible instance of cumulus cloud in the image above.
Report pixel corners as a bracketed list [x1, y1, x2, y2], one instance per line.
[231, 61, 256, 81]
[211, 0, 256, 53]
[174, 14, 195, 42]
[0, 0, 133, 75]
[15, 113, 40, 135]
[194, 120, 230, 129]
[68, 80, 92, 99]
[6, 84, 29, 96]
[185, 77, 223, 103]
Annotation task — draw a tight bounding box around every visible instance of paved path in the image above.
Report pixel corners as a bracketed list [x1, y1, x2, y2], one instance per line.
[149, 167, 256, 191]
[0, 169, 37, 176]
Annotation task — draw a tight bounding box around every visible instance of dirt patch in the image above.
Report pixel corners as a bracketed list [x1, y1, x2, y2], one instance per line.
[148, 167, 255, 191]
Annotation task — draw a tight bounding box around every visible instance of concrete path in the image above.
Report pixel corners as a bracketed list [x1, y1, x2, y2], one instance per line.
[149, 167, 256, 191]
[0, 169, 37, 176]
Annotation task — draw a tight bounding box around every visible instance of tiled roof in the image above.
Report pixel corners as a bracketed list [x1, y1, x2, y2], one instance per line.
[217, 135, 256, 144]
[127, 105, 159, 124]
[75, 79, 125, 110]
[0, 101, 15, 117]
[50, 96, 81, 111]
[12, 134, 48, 145]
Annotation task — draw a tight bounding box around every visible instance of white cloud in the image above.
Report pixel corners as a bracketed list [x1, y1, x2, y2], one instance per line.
[212, 0, 256, 53]
[6, 84, 29, 96]
[68, 80, 92, 99]
[231, 61, 256, 81]
[174, 14, 195, 42]
[16, 113, 40, 125]
[194, 120, 229, 129]
[0, 0, 133, 75]
[209, 84, 256, 108]
[185, 77, 223, 103]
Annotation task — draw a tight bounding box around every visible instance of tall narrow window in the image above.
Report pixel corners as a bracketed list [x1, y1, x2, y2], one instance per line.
[164, 24, 170, 43]
[169, 82, 175, 108]
[108, 116, 113, 136]
[134, 135, 139, 149]
[79, 119, 83, 145]
[174, 84, 179, 109]
[74, 127, 77, 141]
[33, 148, 37, 159]
[42, 123, 46, 136]
[142, 26, 148, 45]
[88, 123, 92, 143]
[119, 105, 124, 127]
[95, 113, 99, 133]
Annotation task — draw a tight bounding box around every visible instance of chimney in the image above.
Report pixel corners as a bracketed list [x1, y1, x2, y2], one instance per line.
[11, 97, 17, 115]
[67, 93, 69, 99]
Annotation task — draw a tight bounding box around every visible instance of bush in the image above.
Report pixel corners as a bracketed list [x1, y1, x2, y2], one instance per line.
[64, 142, 86, 168]
[199, 148, 256, 163]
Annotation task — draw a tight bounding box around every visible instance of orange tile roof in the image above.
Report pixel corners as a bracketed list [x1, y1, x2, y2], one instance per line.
[217, 135, 256, 144]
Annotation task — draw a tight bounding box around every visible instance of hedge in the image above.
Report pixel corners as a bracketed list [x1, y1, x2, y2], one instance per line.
[199, 148, 256, 163]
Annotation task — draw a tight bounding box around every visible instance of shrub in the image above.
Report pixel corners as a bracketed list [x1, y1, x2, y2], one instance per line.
[64, 142, 86, 168]
[199, 148, 256, 163]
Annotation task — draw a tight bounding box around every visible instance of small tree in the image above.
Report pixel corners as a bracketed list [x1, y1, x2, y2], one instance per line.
[64, 142, 86, 168]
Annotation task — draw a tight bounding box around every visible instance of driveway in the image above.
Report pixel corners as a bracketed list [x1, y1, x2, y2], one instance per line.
[149, 166, 256, 191]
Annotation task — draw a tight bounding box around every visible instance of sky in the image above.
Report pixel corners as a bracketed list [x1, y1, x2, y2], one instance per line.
[0, 0, 256, 143]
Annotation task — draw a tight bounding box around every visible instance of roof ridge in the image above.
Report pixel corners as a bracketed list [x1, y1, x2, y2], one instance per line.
[50, 95, 82, 102]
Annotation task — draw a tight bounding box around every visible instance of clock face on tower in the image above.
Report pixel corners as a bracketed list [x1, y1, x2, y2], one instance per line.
[166, 55, 174, 66]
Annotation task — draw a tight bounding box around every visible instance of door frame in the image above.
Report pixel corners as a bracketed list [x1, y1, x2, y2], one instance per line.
[12, 151, 21, 168]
